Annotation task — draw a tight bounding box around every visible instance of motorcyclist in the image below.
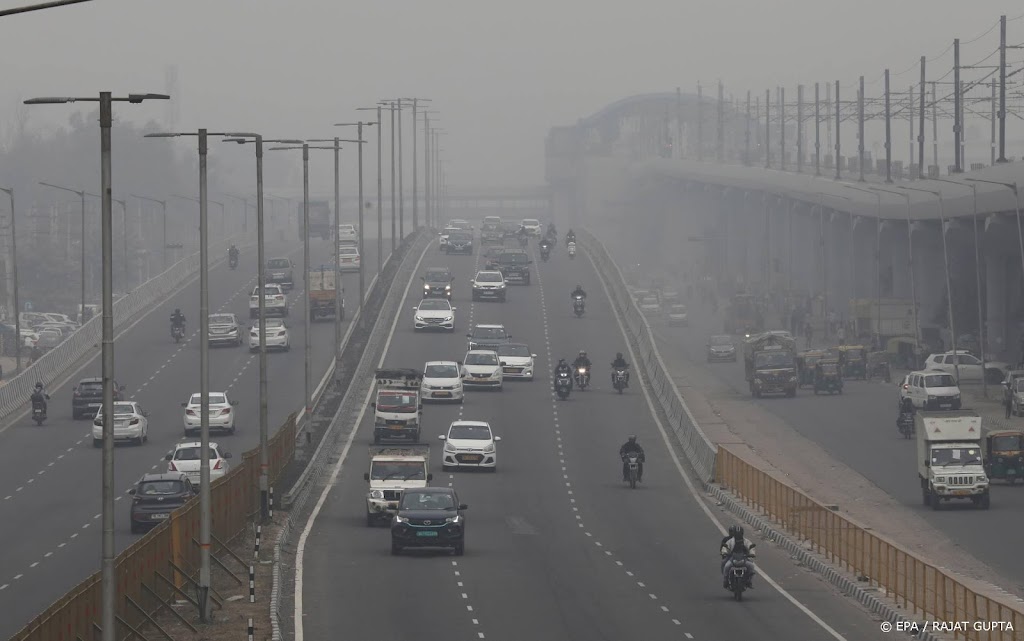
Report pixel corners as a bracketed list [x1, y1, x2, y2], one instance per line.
[547, 222, 557, 237]
[554, 358, 573, 380]
[721, 525, 757, 589]
[611, 352, 630, 386]
[30, 382, 49, 414]
[619, 435, 645, 482]
[229, 244, 239, 260]
[170, 308, 186, 331]
[572, 350, 592, 373]
[566, 229, 576, 245]
[898, 397, 915, 432]
[570, 285, 587, 301]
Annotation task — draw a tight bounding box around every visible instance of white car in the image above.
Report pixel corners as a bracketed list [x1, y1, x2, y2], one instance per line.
[923, 350, 1008, 383]
[438, 226, 460, 249]
[439, 420, 500, 471]
[639, 296, 661, 315]
[249, 318, 290, 351]
[208, 313, 242, 347]
[249, 284, 288, 318]
[461, 350, 503, 390]
[182, 392, 238, 436]
[338, 245, 360, 272]
[421, 361, 464, 403]
[494, 343, 536, 380]
[521, 218, 541, 236]
[165, 441, 233, 485]
[92, 401, 150, 447]
[338, 224, 357, 243]
[901, 370, 962, 410]
[413, 299, 456, 331]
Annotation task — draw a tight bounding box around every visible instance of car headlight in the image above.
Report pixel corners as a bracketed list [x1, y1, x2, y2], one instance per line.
[754, 378, 763, 384]
[424, 284, 431, 290]
[445, 515, 462, 524]
[414, 316, 424, 322]
[445, 285, 451, 290]
[443, 316, 453, 322]
[499, 283, 506, 288]
[935, 477, 946, 483]
[978, 476, 988, 482]
[483, 443, 495, 453]
[369, 490, 384, 499]
[789, 376, 798, 382]
[394, 515, 409, 524]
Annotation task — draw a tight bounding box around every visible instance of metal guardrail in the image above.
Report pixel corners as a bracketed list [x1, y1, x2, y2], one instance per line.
[0, 234, 250, 424]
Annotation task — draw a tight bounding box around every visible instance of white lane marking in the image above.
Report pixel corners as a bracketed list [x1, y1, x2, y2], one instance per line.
[28, 562, 38, 568]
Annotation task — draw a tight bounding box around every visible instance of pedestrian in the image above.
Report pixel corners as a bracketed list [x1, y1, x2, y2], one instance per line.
[837, 325, 846, 344]
[805, 321, 814, 348]
[1006, 385, 1014, 419]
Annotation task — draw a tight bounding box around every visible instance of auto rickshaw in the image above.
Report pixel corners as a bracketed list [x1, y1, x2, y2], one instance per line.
[866, 351, 892, 382]
[796, 350, 826, 388]
[838, 345, 867, 379]
[886, 336, 923, 370]
[984, 430, 1024, 484]
[813, 360, 843, 395]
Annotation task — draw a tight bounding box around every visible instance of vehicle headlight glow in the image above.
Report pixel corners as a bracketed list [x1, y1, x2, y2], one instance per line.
[499, 283, 506, 288]
[483, 443, 495, 453]
[445, 515, 461, 524]
[424, 284, 430, 290]
[444, 442, 457, 452]
[445, 285, 451, 290]
[370, 490, 384, 499]
[395, 515, 409, 524]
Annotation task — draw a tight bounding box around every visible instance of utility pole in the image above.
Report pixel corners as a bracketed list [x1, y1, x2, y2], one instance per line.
[999, 14, 1008, 162]
[884, 69, 893, 183]
[779, 87, 786, 170]
[858, 75, 865, 182]
[423, 112, 431, 227]
[388, 102, 396, 251]
[675, 87, 683, 161]
[765, 89, 770, 168]
[909, 86, 915, 177]
[834, 81, 841, 180]
[919, 56, 926, 179]
[697, 82, 703, 161]
[954, 39, 962, 173]
[411, 99, 418, 231]
[744, 90, 751, 166]
[992, 80, 998, 166]
[397, 99, 404, 241]
[932, 82, 939, 171]
[815, 83, 821, 176]
[717, 80, 724, 163]
[797, 85, 803, 173]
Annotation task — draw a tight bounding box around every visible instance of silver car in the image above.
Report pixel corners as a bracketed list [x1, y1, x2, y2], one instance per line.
[208, 313, 242, 347]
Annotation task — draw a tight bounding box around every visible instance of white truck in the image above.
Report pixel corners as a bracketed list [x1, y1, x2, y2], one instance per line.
[371, 368, 424, 444]
[916, 410, 990, 510]
[363, 445, 432, 526]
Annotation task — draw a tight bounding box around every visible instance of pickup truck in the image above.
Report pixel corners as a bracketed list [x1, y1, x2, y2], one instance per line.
[372, 368, 424, 444]
[364, 445, 432, 526]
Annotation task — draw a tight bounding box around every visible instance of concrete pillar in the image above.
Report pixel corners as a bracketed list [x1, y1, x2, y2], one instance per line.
[889, 225, 910, 299]
[917, 226, 946, 333]
[987, 252, 1009, 357]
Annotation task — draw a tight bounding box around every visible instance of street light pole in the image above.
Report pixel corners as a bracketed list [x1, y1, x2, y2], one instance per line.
[114, 198, 128, 291]
[0, 187, 20, 372]
[356, 106, 385, 271]
[401, 98, 431, 232]
[40, 182, 87, 321]
[388, 102, 396, 251]
[28, 91, 169, 641]
[965, 178, 1024, 309]
[867, 186, 923, 356]
[329, 124, 376, 311]
[131, 194, 168, 273]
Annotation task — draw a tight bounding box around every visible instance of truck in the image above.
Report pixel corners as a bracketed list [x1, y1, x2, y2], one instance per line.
[308, 265, 343, 321]
[299, 200, 332, 240]
[916, 411, 989, 509]
[363, 445, 432, 526]
[849, 298, 917, 339]
[743, 332, 797, 397]
[724, 293, 764, 336]
[372, 368, 424, 444]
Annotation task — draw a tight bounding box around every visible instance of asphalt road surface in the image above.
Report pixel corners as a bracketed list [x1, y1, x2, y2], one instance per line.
[297, 237, 889, 641]
[0, 233, 388, 639]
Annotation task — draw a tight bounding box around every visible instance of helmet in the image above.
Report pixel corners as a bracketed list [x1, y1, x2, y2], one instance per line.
[616, 352, 623, 361]
[728, 525, 740, 538]
[579, 350, 587, 357]
[174, 308, 181, 314]
[558, 358, 566, 365]
[34, 382, 43, 390]
[627, 435, 637, 443]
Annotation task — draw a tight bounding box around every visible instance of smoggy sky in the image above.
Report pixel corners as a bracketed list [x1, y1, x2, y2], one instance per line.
[1, 0, 1022, 193]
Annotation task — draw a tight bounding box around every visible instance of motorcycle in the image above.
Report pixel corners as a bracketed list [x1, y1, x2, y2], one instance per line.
[897, 410, 915, 439]
[573, 296, 585, 317]
[229, 254, 238, 270]
[31, 400, 46, 426]
[623, 453, 640, 489]
[726, 552, 752, 601]
[567, 242, 576, 259]
[613, 368, 629, 394]
[171, 324, 185, 343]
[540, 246, 551, 262]
[574, 366, 590, 391]
[565, 235, 575, 248]
[555, 372, 573, 400]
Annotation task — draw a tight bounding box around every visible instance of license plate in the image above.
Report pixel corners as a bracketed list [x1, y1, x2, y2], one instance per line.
[434, 392, 452, 397]
[461, 454, 482, 462]
[940, 404, 952, 409]
[151, 513, 169, 520]
[951, 489, 971, 496]
[89, 403, 101, 407]
[389, 425, 405, 430]
[416, 530, 438, 537]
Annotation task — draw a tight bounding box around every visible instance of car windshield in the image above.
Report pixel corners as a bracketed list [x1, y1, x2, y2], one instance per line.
[670, 305, 687, 313]
[476, 273, 502, 282]
[992, 434, 1024, 451]
[482, 223, 499, 231]
[711, 336, 732, 346]
[483, 217, 501, 225]
[258, 286, 281, 295]
[339, 225, 355, 231]
[339, 247, 358, 255]
[209, 314, 234, 324]
[369, 461, 426, 480]
[755, 352, 795, 368]
[523, 219, 539, 226]
[449, 424, 492, 440]
[376, 393, 417, 411]
[496, 344, 530, 357]
[454, 222, 472, 230]
[930, 447, 982, 466]
[189, 394, 227, 405]
[138, 480, 186, 495]
[78, 381, 103, 392]
[425, 364, 459, 378]
[267, 259, 290, 268]
[443, 228, 460, 234]
[449, 233, 471, 241]
[465, 352, 499, 365]
[112, 403, 134, 416]
[256, 319, 285, 329]
[425, 269, 450, 280]
[924, 374, 957, 387]
[500, 253, 529, 263]
[401, 492, 455, 510]
[174, 447, 221, 461]
[418, 300, 450, 311]
[1015, 379, 1024, 393]
[472, 327, 505, 339]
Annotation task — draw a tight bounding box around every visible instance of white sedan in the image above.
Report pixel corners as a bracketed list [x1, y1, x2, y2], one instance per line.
[249, 318, 291, 351]
[413, 299, 456, 331]
[421, 361, 464, 403]
[165, 441, 233, 484]
[439, 420, 500, 471]
[338, 246, 360, 272]
[92, 401, 150, 447]
[461, 350, 503, 390]
[494, 343, 536, 380]
[182, 392, 238, 436]
[338, 224, 357, 243]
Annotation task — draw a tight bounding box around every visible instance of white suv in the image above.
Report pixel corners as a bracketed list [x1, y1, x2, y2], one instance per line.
[471, 271, 506, 302]
[923, 350, 1008, 383]
[249, 284, 288, 318]
[901, 370, 961, 410]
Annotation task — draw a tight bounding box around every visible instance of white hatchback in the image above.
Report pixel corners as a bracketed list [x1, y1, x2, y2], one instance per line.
[182, 392, 238, 436]
[92, 401, 150, 447]
[421, 361, 464, 403]
[249, 318, 290, 351]
[165, 441, 232, 485]
[494, 343, 536, 380]
[439, 420, 500, 471]
[338, 224, 357, 243]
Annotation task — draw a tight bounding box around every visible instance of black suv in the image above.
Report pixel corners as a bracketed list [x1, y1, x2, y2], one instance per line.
[493, 250, 532, 285]
[265, 257, 294, 290]
[391, 487, 467, 556]
[422, 267, 454, 299]
[446, 232, 473, 255]
[128, 473, 196, 533]
[72, 377, 126, 419]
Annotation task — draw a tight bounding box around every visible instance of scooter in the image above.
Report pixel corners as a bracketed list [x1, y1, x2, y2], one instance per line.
[613, 368, 629, 394]
[171, 324, 185, 343]
[555, 373, 572, 400]
[31, 402, 46, 426]
[567, 242, 576, 259]
[574, 366, 590, 391]
[573, 296, 585, 318]
[623, 453, 640, 489]
[229, 254, 238, 270]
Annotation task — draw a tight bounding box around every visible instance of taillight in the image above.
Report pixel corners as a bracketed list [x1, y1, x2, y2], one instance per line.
[219, 408, 231, 415]
[213, 460, 223, 470]
[129, 419, 139, 425]
[903, 384, 909, 390]
[186, 409, 196, 416]
[275, 295, 283, 301]
[168, 462, 177, 471]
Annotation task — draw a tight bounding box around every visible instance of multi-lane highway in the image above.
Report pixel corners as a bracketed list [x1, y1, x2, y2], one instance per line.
[297, 235, 889, 641]
[0, 231, 388, 639]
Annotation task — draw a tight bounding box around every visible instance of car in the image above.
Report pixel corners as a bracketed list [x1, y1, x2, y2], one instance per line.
[181, 392, 239, 436]
[440, 420, 500, 471]
[337, 224, 357, 243]
[639, 296, 661, 315]
[460, 350, 504, 389]
[445, 232, 474, 255]
[493, 249, 532, 285]
[264, 257, 294, 290]
[521, 218, 541, 236]
[128, 473, 196, 533]
[660, 289, 681, 304]
[337, 245, 361, 272]
[72, 377, 126, 419]
[471, 271, 507, 302]
[450, 219, 473, 232]
[495, 343, 536, 380]
[412, 299, 456, 331]
[390, 487, 467, 556]
[249, 318, 290, 351]
[421, 361, 464, 403]
[249, 284, 288, 318]
[36, 328, 64, 349]
[482, 245, 505, 270]
[438, 226, 460, 249]
[208, 313, 242, 346]
[165, 441, 232, 486]
[466, 324, 511, 351]
[92, 401, 150, 447]
[666, 304, 688, 326]
[422, 267, 454, 298]
[706, 335, 737, 362]
[480, 220, 503, 244]
[901, 369, 962, 410]
[500, 221, 520, 238]
[923, 350, 1009, 384]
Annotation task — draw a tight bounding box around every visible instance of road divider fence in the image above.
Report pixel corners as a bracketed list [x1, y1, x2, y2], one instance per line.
[581, 227, 1024, 641]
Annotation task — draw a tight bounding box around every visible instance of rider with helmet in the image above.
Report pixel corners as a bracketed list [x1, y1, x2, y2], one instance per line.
[720, 525, 757, 589]
[30, 381, 50, 414]
[170, 308, 186, 329]
[570, 285, 587, 301]
[566, 229, 576, 246]
[619, 435, 645, 482]
[572, 350, 592, 372]
[554, 358, 573, 379]
[611, 351, 630, 386]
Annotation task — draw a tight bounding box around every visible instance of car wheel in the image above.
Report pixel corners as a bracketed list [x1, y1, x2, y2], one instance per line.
[453, 542, 465, 556]
[284, 344, 291, 352]
[135, 434, 144, 446]
[250, 311, 257, 319]
[93, 438, 102, 448]
[250, 347, 258, 353]
[487, 466, 497, 473]
[283, 309, 289, 317]
[229, 426, 237, 435]
[442, 464, 451, 472]
[391, 542, 401, 555]
[184, 428, 194, 437]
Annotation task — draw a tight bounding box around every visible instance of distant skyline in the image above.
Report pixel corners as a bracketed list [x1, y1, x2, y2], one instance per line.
[1, 0, 1023, 192]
